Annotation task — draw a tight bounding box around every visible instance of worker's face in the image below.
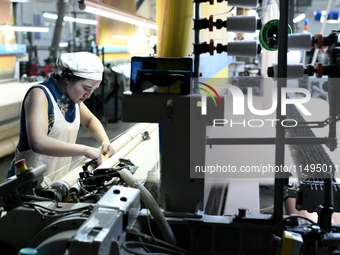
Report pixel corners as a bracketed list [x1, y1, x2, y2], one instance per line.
[67, 79, 101, 104]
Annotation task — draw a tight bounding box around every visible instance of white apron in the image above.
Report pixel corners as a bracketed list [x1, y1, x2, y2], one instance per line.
[15, 85, 80, 183]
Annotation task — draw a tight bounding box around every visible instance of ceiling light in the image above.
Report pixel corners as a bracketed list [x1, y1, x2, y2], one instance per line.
[74, 18, 97, 25]
[43, 12, 98, 25]
[83, 0, 157, 30]
[0, 25, 49, 32]
[43, 13, 58, 19]
[8, 0, 31, 2]
[59, 42, 69, 47]
[293, 13, 306, 23]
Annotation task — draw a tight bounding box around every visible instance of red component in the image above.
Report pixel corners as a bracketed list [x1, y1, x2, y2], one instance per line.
[110, 83, 115, 88]
[314, 34, 323, 49]
[271, 234, 281, 247]
[209, 15, 214, 31]
[28, 63, 39, 76]
[41, 63, 55, 78]
[314, 62, 323, 78]
[15, 159, 26, 168]
[209, 39, 214, 55]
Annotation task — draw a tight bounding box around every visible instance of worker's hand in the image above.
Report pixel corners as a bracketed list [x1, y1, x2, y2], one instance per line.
[101, 141, 115, 158]
[84, 146, 103, 166]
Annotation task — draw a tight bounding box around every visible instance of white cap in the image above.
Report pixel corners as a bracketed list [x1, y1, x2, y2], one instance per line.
[56, 52, 104, 81]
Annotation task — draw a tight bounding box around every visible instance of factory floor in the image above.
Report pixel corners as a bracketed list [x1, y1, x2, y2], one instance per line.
[0, 120, 276, 215]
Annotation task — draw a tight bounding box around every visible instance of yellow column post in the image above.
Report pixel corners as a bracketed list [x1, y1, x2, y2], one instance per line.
[156, 0, 193, 92]
[157, 0, 193, 57]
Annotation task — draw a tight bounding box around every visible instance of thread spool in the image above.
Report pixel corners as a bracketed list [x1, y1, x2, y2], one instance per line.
[259, 19, 292, 51]
[228, 0, 258, 8]
[267, 63, 305, 80]
[288, 33, 313, 51]
[227, 41, 260, 58]
[227, 16, 261, 33]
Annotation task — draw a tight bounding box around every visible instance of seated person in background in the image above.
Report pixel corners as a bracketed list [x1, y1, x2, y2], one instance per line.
[6, 52, 115, 182]
[40, 57, 55, 78]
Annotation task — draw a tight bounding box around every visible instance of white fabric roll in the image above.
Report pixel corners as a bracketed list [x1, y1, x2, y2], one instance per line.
[0, 120, 19, 142]
[60, 123, 156, 187]
[0, 136, 18, 158]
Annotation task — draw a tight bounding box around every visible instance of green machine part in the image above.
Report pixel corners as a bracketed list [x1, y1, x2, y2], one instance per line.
[259, 19, 292, 51]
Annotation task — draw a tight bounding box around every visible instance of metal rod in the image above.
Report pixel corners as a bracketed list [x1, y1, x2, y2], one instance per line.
[206, 137, 331, 145]
[193, 2, 200, 94]
[101, 47, 107, 125]
[273, 0, 289, 222]
[50, 0, 67, 58]
[328, 79, 338, 144]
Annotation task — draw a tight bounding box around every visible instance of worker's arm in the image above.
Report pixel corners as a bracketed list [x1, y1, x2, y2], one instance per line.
[25, 88, 103, 163]
[79, 102, 115, 157]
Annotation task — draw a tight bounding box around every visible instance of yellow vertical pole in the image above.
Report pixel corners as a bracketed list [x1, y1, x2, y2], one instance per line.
[156, 0, 193, 92]
[157, 0, 193, 57]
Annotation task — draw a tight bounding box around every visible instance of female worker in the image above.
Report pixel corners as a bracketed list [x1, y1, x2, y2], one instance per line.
[6, 52, 115, 182]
